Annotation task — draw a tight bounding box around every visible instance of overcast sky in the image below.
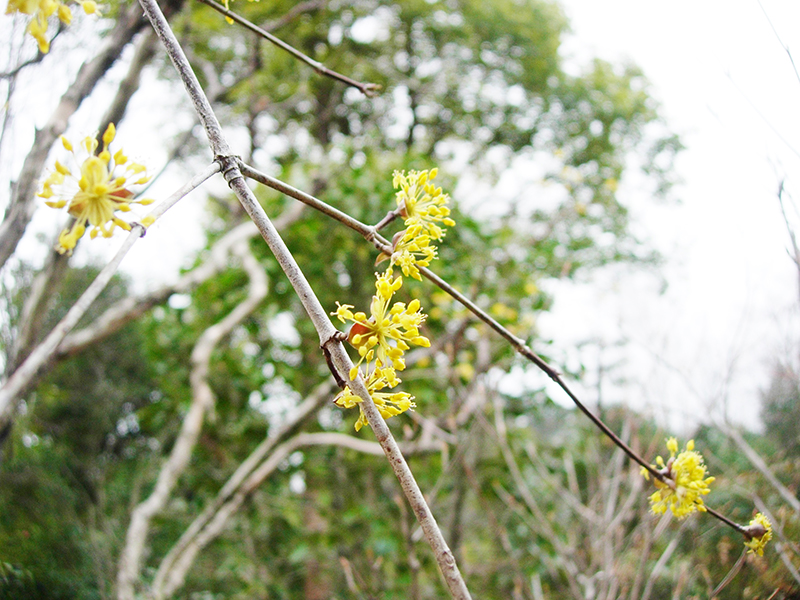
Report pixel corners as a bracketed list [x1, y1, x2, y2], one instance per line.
[532, 0, 800, 432]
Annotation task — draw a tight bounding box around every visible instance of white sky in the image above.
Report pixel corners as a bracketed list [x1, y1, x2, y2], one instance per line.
[533, 0, 800, 432]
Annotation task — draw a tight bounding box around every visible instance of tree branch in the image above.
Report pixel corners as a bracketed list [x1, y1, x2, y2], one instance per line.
[193, 0, 380, 97]
[138, 1, 471, 596]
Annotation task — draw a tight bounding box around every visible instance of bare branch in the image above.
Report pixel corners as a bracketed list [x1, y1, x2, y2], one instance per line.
[193, 0, 380, 97]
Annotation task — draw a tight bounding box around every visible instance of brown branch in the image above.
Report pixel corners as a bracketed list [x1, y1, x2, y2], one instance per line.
[193, 0, 380, 97]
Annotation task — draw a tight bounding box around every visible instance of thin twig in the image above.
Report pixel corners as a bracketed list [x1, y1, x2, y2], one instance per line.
[193, 0, 380, 97]
[239, 162, 662, 478]
[710, 548, 747, 597]
[757, 0, 800, 87]
[239, 161, 755, 539]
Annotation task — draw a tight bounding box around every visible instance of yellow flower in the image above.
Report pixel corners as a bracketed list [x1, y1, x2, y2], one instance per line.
[643, 438, 715, 518]
[333, 271, 430, 378]
[39, 124, 154, 254]
[6, 0, 97, 53]
[382, 230, 437, 281]
[743, 513, 772, 556]
[393, 168, 455, 242]
[334, 365, 415, 431]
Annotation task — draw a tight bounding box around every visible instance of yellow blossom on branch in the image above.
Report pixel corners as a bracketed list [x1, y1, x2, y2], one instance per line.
[333, 365, 415, 431]
[742, 513, 772, 556]
[6, 0, 98, 53]
[383, 231, 437, 281]
[393, 168, 455, 242]
[332, 271, 430, 379]
[641, 437, 715, 518]
[39, 124, 154, 254]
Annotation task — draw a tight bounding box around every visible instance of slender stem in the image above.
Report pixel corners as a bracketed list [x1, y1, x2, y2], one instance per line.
[238, 162, 664, 480]
[193, 0, 380, 97]
[705, 506, 745, 534]
[139, 1, 471, 595]
[374, 208, 402, 231]
[240, 161, 759, 537]
[239, 162, 375, 239]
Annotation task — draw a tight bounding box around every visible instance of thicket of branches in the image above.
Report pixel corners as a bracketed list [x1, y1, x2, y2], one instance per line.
[0, 0, 798, 598]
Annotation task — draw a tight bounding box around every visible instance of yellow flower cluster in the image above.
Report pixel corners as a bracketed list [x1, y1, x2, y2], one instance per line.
[334, 366, 415, 432]
[743, 512, 772, 556]
[332, 168, 455, 430]
[387, 168, 455, 280]
[6, 0, 97, 53]
[40, 123, 154, 254]
[642, 438, 715, 518]
[334, 271, 430, 380]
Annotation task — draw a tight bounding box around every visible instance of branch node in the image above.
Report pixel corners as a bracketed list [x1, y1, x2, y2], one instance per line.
[320, 330, 348, 389]
[216, 154, 244, 187]
[129, 222, 147, 238]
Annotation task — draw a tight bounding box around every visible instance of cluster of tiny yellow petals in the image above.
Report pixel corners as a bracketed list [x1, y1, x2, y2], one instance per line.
[393, 168, 455, 241]
[333, 365, 415, 431]
[333, 271, 430, 379]
[388, 231, 437, 281]
[39, 124, 155, 254]
[6, 0, 98, 53]
[332, 168, 452, 430]
[384, 168, 455, 280]
[642, 438, 715, 518]
[743, 513, 772, 556]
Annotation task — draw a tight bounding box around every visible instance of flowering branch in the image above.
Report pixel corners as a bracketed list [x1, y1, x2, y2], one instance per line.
[138, 0, 471, 595]
[238, 160, 775, 554]
[0, 1, 150, 270]
[0, 162, 219, 432]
